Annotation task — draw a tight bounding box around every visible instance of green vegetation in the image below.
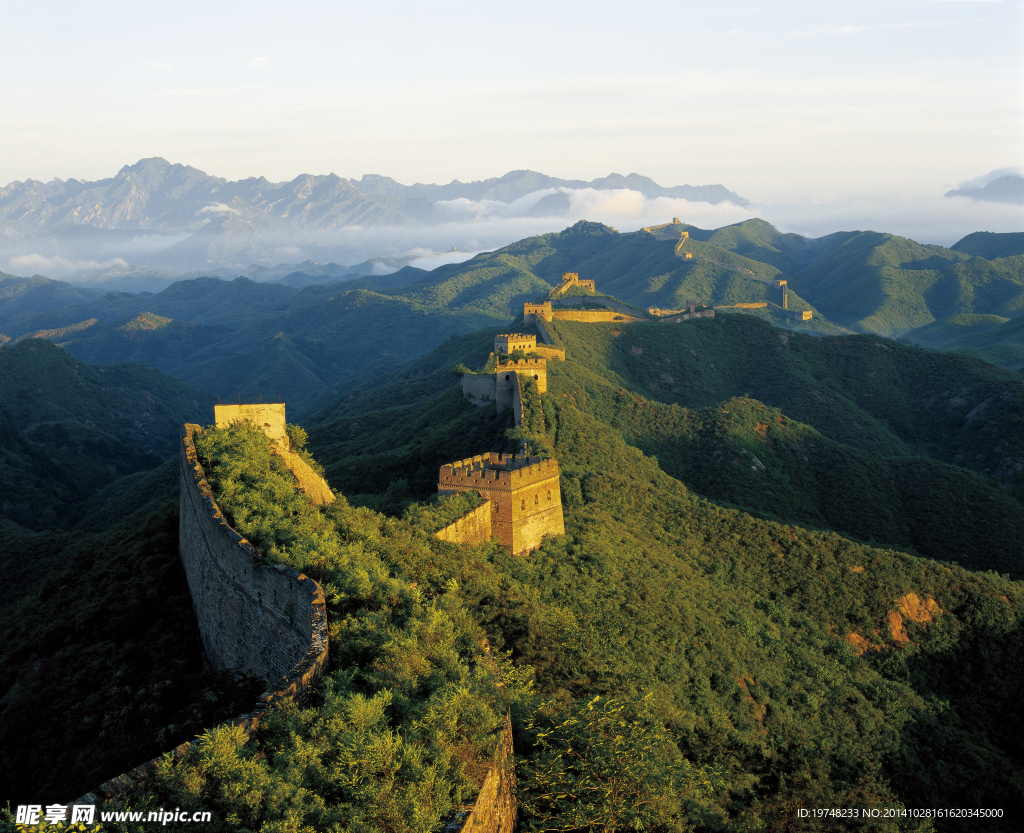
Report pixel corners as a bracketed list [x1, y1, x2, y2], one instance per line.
[4, 218, 1024, 830]
[132, 422, 512, 832]
[0, 496, 262, 804]
[902, 314, 1024, 372]
[0, 338, 211, 534]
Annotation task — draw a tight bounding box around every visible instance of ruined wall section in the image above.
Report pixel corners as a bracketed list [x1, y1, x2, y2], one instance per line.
[656, 309, 715, 324]
[434, 501, 493, 547]
[454, 711, 516, 833]
[214, 403, 287, 446]
[70, 425, 329, 807]
[462, 373, 497, 406]
[179, 424, 328, 688]
[279, 450, 335, 506]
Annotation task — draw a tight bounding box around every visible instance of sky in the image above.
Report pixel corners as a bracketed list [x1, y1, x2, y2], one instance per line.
[2, 0, 1022, 249]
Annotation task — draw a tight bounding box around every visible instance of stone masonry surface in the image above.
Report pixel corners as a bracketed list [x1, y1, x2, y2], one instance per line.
[215, 403, 287, 447]
[434, 500, 494, 547]
[68, 424, 329, 806]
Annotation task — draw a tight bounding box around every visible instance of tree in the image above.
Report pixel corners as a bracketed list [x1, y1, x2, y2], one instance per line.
[518, 694, 722, 832]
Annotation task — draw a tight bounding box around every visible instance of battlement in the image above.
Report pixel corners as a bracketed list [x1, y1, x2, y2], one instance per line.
[439, 453, 559, 491]
[497, 357, 546, 371]
[548, 272, 596, 299]
[641, 218, 683, 232]
[438, 451, 565, 555]
[495, 333, 537, 354]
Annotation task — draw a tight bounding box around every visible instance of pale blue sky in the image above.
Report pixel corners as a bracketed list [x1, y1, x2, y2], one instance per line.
[2, 0, 1022, 208]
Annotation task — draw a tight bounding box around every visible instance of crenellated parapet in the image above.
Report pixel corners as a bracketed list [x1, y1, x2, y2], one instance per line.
[440, 453, 558, 491]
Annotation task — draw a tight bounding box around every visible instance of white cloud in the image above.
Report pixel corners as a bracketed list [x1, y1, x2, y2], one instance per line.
[753, 193, 1024, 247]
[6, 254, 129, 277]
[407, 250, 481, 271]
[198, 203, 236, 215]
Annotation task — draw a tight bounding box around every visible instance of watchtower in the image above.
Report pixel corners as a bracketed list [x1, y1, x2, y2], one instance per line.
[524, 301, 553, 323]
[496, 358, 547, 409]
[495, 333, 537, 355]
[438, 452, 565, 555]
[214, 403, 288, 447]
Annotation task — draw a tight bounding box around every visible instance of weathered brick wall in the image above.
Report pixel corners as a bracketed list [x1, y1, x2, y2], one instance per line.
[69, 425, 329, 806]
[179, 424, 327, 685]
[533, 344, 566, 361]
[454, 712, 517, 833]
[438, 455, 564, 555]
[279, 449, 335, 506]
[551, 309, 644, 323]
[656, 309, 715, 324]
[214, 403, 288, 446]
[463, 372, 497, 406]
[434, 501, 493, 546]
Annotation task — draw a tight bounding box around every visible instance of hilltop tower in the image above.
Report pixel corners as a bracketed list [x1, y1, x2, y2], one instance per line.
[495, 333, 537, 354]
[214, 403, 288, 446]
[438, 452, 564, 555]
[774, 279, 788, 310]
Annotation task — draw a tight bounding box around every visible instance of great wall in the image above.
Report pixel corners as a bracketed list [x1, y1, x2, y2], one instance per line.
[68, 402, 516, 833]
[65, 235, 807, 827]
[70, 406, 331, 808]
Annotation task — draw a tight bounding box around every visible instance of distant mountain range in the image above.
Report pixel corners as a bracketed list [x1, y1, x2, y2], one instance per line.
[945, 174, 1024, 205]
[0, 159, 748, 279]
[0, 158, 748, 231]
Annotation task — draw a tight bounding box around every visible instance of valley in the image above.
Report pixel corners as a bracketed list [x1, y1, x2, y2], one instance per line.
[1, 221, 1023, 831]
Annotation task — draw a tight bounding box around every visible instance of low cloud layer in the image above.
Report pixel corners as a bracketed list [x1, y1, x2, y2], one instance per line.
[1, 187, 1021, 283]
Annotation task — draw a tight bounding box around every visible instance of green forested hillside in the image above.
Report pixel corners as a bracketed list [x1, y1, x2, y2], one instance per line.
[542, 316, 1024, 494]
[0, 339, 212, 532]
[174, 323, 1023, 832]
[952, 231, 1024, 259]
[0, 343, 258, 805]
[0, 493, 264, 805]
[902, 313, 1024, 371]
[7, 221, 1024, 417]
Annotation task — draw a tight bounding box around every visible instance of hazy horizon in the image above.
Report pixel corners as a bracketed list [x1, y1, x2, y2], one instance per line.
[3, 1, 1021, 200]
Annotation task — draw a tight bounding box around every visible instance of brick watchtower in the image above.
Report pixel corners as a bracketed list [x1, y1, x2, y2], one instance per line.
[495, 333, 537, 354]
[438, 453, 565, 555]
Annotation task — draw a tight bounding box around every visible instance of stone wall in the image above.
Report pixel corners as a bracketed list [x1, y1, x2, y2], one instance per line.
[438, 454, 564, 556]
[462, 373, 497, 406]
[434, 500, 493, 547]
[454, 712, 517, 833]
[69, 425, 329, 806]
[511, 372, 525, 428]
[523, 301, 553, 323]
[533, 344, 566, 360]
[534, 318, 555, 345]
[656, 309, 715, 324]
[179, 424, 328, 687]
[279, 449, 335, 506]
[552, 309, 644, 323]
